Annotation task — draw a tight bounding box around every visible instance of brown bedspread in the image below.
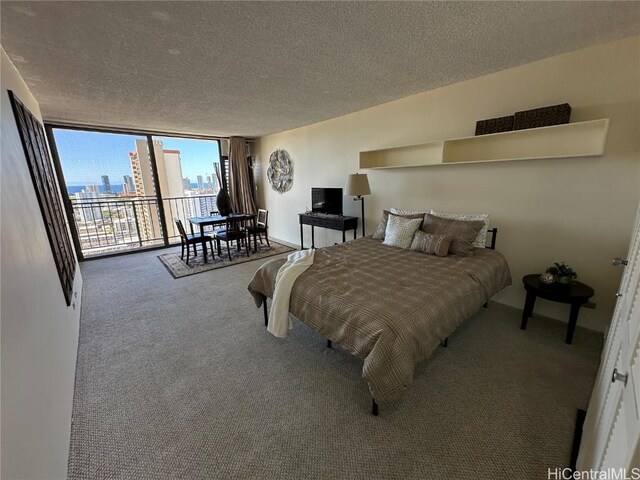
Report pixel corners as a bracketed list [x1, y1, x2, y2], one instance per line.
[248, 237, 511, 403]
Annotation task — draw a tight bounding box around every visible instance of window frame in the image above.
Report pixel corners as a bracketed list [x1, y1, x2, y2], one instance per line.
[45, 122, 227, 261]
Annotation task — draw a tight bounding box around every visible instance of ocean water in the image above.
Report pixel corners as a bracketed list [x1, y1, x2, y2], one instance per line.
[66, 183, 203, 195]
[67, 184, 127, 195]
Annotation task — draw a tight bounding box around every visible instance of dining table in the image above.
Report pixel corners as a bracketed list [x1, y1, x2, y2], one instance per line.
[188, 213, 258, 259]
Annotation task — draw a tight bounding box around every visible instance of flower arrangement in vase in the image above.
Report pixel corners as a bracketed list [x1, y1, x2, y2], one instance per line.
[545, 262, 577, 285]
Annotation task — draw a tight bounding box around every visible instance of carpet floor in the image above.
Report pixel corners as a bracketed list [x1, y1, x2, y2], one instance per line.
[68, 246, 602, 480]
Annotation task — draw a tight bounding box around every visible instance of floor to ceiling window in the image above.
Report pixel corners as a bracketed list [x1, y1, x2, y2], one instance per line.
[151, 136, 221, 242]
[48, 127, 221, 258]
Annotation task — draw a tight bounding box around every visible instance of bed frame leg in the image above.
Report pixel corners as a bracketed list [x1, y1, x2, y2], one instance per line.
[441, 337, 448, 348]
[371, 398, 379, 416]
[261, 294, 268, 327]
[483, 302, 488, 308]
[327, 339, 332, 348]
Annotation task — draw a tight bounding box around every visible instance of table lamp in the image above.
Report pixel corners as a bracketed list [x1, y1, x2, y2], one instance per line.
[345, 173, 371, 237]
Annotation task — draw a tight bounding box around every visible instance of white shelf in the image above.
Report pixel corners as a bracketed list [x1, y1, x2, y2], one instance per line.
[359, 119, 610, 169]
[359, 141, 444, 169]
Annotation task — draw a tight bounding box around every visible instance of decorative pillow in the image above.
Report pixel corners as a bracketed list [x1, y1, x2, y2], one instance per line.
[422, 214, 485, 256]
[429, 210, 490, 248]
[373, 210, 424, 240]
[383, 214, 422, 249]
[409, 231, 452, 257]
[390, 207, 428, 215]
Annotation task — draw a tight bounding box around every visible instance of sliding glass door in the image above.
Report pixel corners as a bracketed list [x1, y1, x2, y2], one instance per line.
[48, 127, 221, 258]
[51, 129, 163, 257]
[151, 136, 221, 242]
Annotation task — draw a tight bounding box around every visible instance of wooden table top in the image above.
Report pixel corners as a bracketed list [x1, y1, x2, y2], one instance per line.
[522, 274, 594, 303]
[188, 213, 255, 225]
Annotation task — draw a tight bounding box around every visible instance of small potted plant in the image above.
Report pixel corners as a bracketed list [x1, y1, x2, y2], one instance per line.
[545, 262, 577, 285]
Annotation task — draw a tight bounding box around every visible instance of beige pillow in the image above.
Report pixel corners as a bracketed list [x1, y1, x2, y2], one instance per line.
[410, 231, 452, 257]
[373, 210, 424, 240]
[382, 214, 422, 249]
[430, 210, 490, 248]
[422, 214, 484, 256]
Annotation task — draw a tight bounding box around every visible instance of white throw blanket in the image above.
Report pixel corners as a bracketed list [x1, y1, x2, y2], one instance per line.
[268, 249, 316, 337]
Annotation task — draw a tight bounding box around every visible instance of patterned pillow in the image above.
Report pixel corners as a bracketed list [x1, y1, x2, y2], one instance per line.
[390, 207, 428, 215]
[409, 231, 452, 257]
[383, 214, 422, 249]
[429, 210, 490, 248]
[373, 210, 424, 240]
[422, 214, 485, 256]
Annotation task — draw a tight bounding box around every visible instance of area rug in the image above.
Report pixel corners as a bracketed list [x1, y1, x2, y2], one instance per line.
[158, 241, 294, 278]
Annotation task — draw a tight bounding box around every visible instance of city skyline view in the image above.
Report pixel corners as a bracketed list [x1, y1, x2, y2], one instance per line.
[53, 129, 221, 188]
[50, 129, 223, 257]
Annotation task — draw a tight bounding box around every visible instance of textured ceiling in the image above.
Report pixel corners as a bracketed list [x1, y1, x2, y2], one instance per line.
[1, 1, 639, 138]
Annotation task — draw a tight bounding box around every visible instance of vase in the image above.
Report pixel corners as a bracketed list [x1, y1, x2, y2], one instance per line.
[216, 188, 232, 216]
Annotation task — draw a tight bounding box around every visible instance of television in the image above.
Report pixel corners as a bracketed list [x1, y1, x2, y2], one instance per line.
[311, 187, 343, 216]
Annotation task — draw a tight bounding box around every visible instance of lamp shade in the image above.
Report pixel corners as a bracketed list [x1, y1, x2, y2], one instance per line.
[345, 173, 371, 196]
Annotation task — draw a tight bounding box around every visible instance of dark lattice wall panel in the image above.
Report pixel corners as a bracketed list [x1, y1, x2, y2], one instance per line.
[9, 91, 76, 305]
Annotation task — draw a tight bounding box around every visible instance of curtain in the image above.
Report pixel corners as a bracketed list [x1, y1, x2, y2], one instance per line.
[228, 137, 257, 215]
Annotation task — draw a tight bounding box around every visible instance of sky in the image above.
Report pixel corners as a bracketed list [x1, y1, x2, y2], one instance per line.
[53, 129, 220, 185]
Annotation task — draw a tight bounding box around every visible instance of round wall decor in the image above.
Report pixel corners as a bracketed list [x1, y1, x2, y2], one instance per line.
[267, 149, 293, 194]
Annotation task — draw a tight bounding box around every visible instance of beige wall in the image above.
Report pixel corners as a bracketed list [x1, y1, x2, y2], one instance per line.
[1, 47, 83, 479]
[256, 36, 640, 333]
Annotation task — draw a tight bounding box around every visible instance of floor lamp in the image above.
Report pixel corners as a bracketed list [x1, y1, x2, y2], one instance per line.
[345, 173, 371, 237]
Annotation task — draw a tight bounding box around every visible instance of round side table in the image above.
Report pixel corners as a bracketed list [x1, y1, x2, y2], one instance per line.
[521, 274, 595, 344]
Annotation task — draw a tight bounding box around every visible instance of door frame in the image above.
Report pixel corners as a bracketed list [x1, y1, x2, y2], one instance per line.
[577, 201, 640, 469]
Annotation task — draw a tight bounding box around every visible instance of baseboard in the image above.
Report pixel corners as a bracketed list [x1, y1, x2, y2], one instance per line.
[268, 236, 299, 250]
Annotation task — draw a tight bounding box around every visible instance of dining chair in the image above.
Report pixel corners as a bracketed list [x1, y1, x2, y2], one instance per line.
[245, 209, 270, 248]
[214, 217, 249, 261]
[175, 218, 215, 266]
[208, 209, 229, 236]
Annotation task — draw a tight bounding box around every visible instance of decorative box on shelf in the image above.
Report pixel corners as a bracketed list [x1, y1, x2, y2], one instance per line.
[514, 103, 572, 130]
[475, 115, 514, 136]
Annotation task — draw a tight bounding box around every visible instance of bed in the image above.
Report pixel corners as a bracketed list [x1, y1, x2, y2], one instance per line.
[247, 230, 511, 414]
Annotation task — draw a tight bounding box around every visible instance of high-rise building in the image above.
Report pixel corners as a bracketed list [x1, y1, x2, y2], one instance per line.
[161, 150, 185, 198]
[123, 175, 135, 193]
[197, 175, 203, 190]
[207, 175, 212, 189]
[128, 140, 185, 241]
[101, 175, 112, 194]
[74, 190, 102, 223]
[128, 143, 157, 242]
[184, 190, 217, 218]
[183, 177, 191, 190]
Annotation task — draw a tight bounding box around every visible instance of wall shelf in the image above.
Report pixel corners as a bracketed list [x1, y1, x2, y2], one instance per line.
[359, 119, 610, 169]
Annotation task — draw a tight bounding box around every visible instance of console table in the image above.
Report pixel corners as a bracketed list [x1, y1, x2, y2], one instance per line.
[299, 213, 358, 249]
